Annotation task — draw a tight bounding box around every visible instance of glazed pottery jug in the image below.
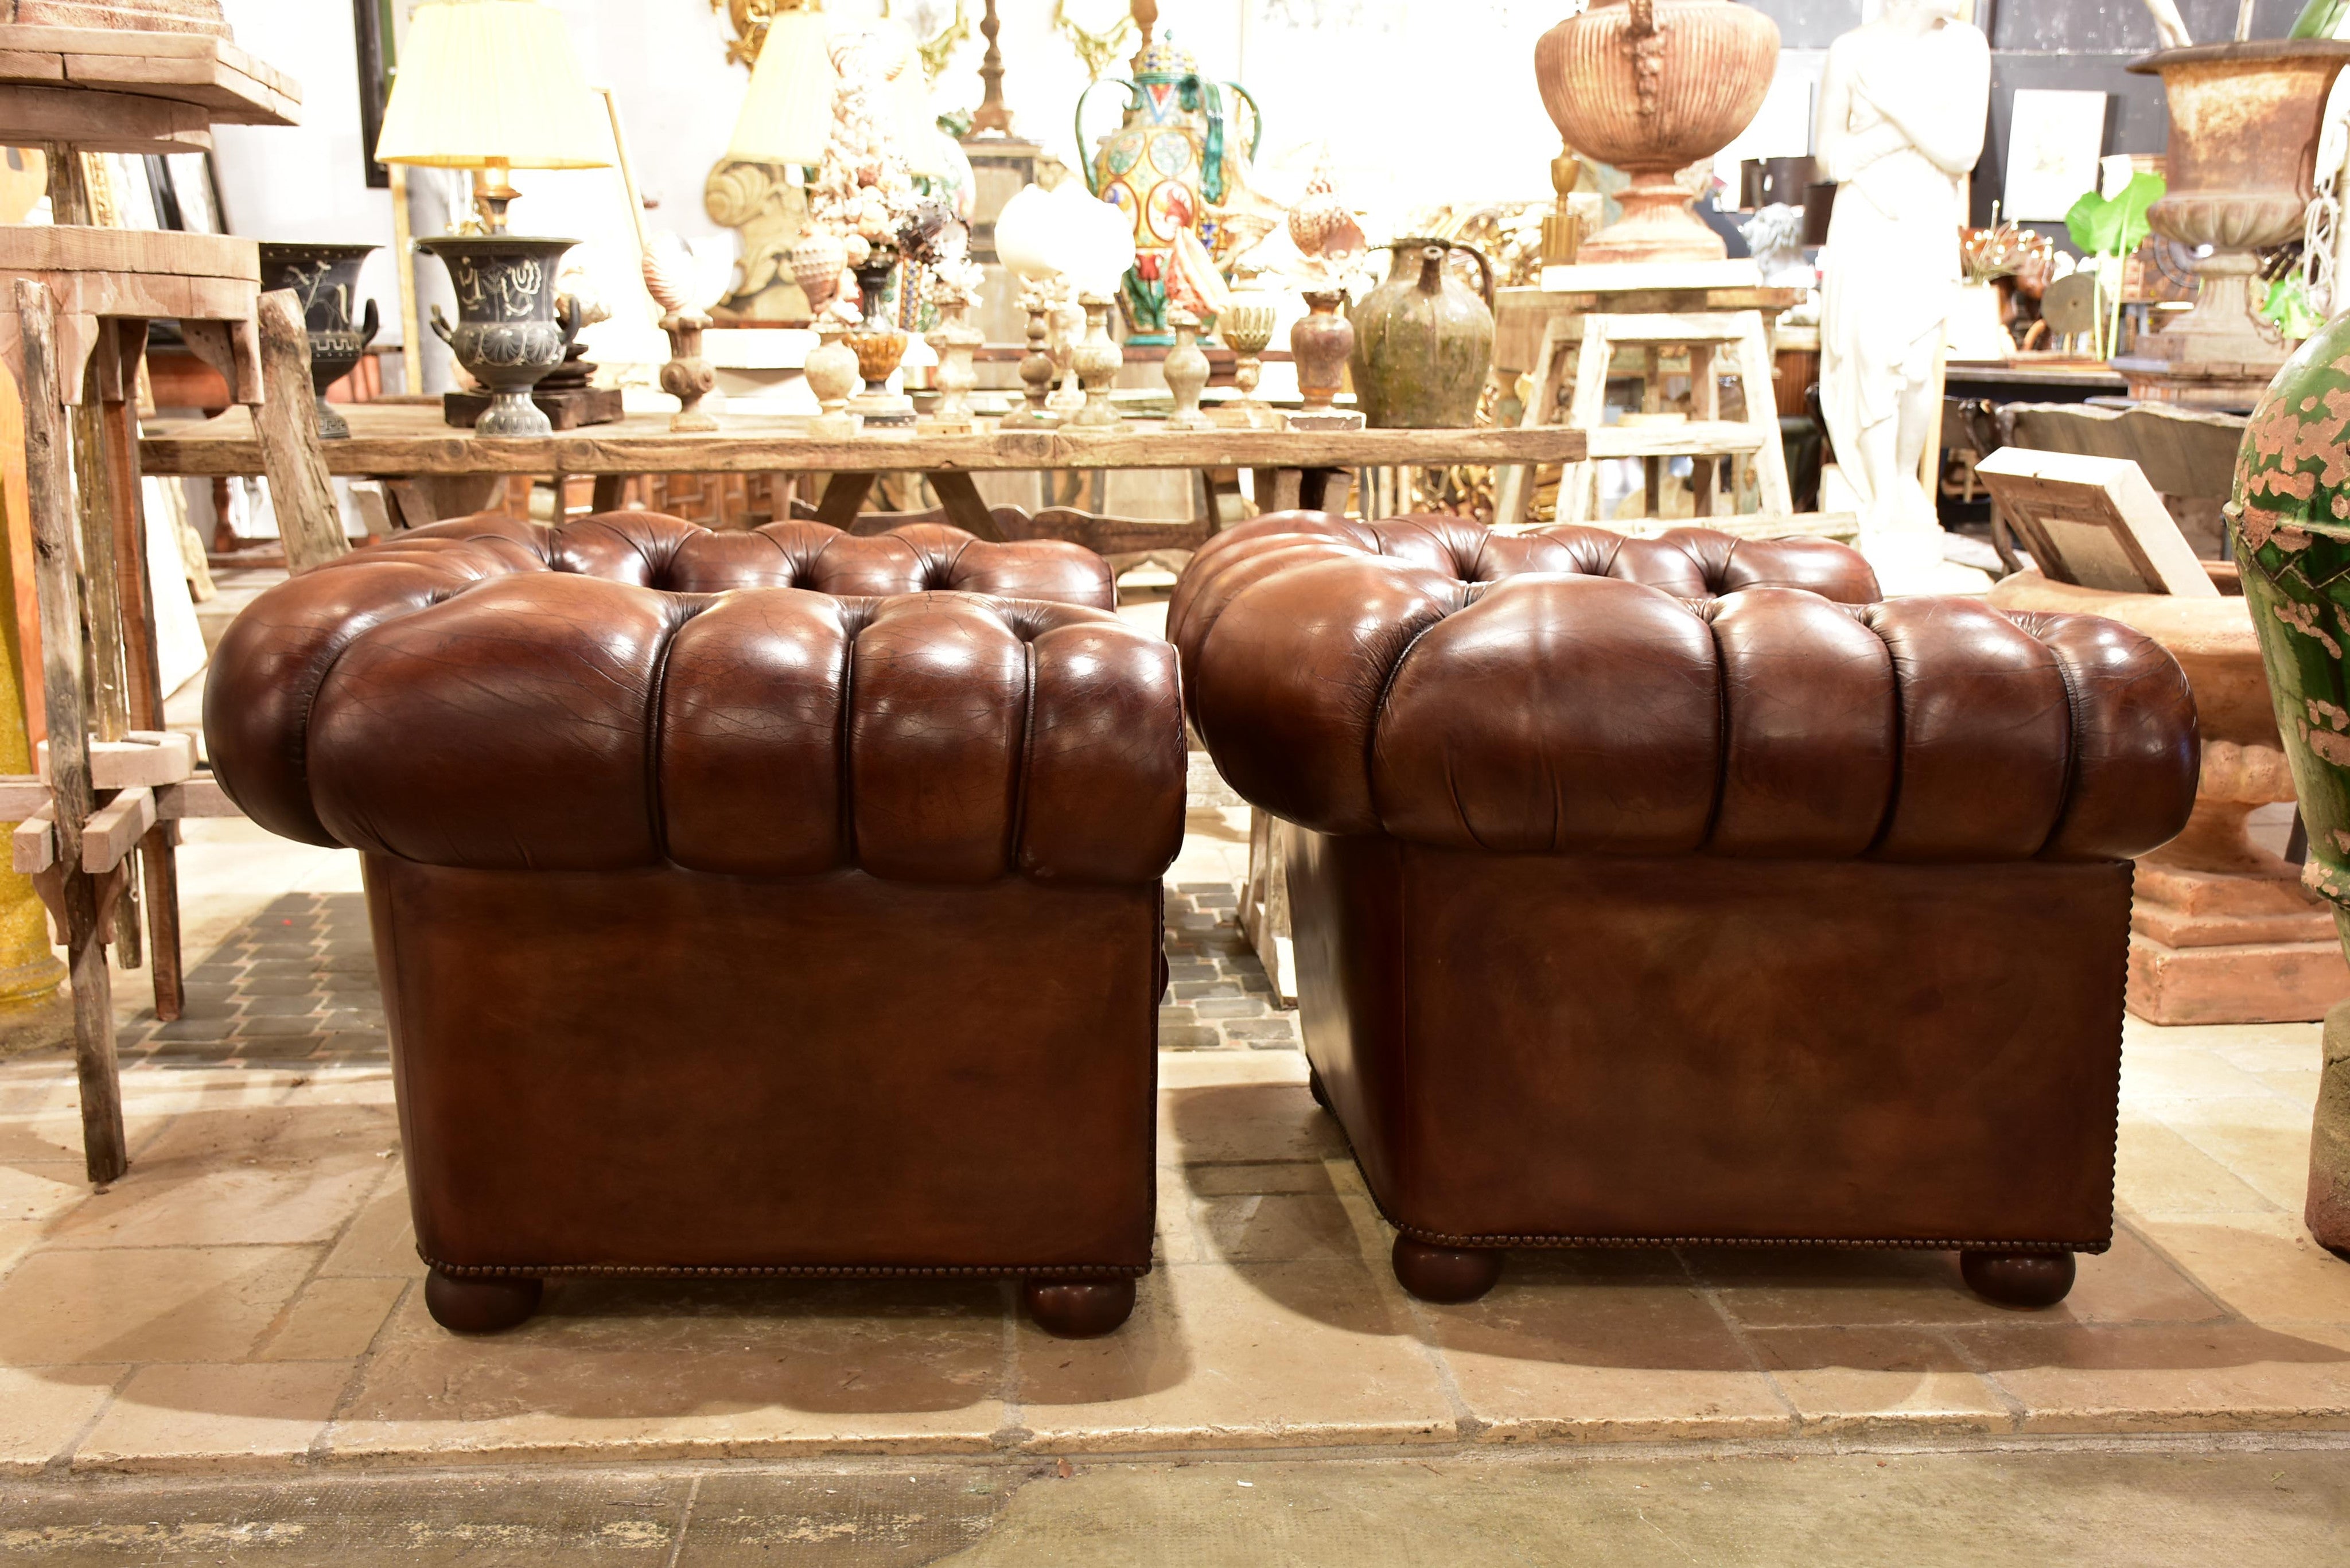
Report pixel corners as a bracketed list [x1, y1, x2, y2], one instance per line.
[1349, 240, 1495, 429]
[2232, 314, 2350, 1245]
[1077, 34, 1261, 344]
[258, 242, 379, 439]
[421, 235, 581, 438]
[1533, 0, 1779, 264]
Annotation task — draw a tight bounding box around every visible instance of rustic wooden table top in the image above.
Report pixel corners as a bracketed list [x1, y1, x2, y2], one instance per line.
[139, 404, 1592, 478]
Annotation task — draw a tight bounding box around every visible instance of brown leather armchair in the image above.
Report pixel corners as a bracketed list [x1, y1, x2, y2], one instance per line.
[207, 512, 1184, 1338]
[1173, 513, 2199, 1310]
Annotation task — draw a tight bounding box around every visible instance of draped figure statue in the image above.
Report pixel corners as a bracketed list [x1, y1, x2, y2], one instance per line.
[1816, 0, 1990, 592]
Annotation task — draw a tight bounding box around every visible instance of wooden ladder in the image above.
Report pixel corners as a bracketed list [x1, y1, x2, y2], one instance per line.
[1498, 309, 1792, 528]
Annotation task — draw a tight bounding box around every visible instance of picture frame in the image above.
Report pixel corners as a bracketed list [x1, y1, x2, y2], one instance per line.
[353, 0, 396, 190]
[2003, 88, 2110, 223]
[1972, 446, 2220, 598]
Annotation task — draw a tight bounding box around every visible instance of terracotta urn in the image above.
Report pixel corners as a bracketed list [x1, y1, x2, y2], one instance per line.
[2126, 41, 2350, 384]
[1291, 290, 1353, 414]
[1532, 0, 1779, 266]
[1349, 239, 1495, 429]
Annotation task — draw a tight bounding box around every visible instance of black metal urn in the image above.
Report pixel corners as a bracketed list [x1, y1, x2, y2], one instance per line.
[258, 242, 380, 440]
[418, 235, 581, 438]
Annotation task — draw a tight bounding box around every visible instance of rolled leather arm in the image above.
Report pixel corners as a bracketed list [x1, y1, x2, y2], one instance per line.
[1187, 555, 2198, 863]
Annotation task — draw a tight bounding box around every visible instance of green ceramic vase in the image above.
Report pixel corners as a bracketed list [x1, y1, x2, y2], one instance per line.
[2232, 313, 2350, 1248]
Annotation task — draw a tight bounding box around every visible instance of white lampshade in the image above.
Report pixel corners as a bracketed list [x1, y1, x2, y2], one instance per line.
[894, 37, 951, 178]
[726, 8, 837, 166]
[376, 0, 613, 172]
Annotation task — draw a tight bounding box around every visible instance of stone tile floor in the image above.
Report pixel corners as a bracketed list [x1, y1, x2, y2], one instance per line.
[0, 809, 2346, 1474]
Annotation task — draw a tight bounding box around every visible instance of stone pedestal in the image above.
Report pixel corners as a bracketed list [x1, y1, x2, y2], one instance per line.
[1990, 571, 2349, 1024]
[2127, 745, 2350, 1025]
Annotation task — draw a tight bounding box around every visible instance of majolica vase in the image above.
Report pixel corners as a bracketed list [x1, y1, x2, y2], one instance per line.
[2231, 314, 2350, 1248]
[258, 242, 379, 439]
[420, 235, 581, 438]
[1077, 34, 1261, 344]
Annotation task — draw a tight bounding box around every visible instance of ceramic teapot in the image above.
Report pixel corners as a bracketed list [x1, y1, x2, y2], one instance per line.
[1350, 240, 1496, 430]
[1077, 33, 1261, 344]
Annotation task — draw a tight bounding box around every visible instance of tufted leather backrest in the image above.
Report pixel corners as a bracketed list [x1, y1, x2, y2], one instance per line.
[205, 513, 1181, 885]
[363, 510, 1121, 609]
[1174, 515, 2198, 864]
[1167, 512, 1882, 675]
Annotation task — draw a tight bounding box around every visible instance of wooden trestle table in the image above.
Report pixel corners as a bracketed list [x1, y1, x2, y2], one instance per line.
[140, 404, 1592, 544]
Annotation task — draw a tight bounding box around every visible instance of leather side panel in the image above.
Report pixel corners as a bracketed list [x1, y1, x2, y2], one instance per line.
[373, 858, 1159, 1273]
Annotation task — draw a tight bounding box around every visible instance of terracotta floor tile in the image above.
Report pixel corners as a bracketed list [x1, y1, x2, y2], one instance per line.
[2116, 1118, 2281, 1218]
[2136, 1213, 2350, 1325]
[1157, 1050, 1309, 1091]
[74, 1361, 353, 1472]
[2165, 1118, 2318, 1216]
[0, 1110, 163, 1164]
[1182, 1162, 1336, 1199]
[1016, 1259, 1455, 1451]
[1179, 1189, 1375, 1268]
[0, 1365, 123, 1473]
[1160, 1080, 1344, 1168]
[2063, 1224, 2228, 1325]
[316, 1172, 418, 1279]
[329, 1279, 1009, 1462]
[0, 1159, 87, 1225]
[1744, 1325, 2009, 1434]
[0, 1219, 41, 1277]
[1693, 1247, 2022, 1329]
[0, 1245, 318, 1366]
[45, 1107, 394, 1250]
[256, 1276, 407, 1361]
[2119, 1047, 2281, 1107]
[1954, 1321, 2350, 1433]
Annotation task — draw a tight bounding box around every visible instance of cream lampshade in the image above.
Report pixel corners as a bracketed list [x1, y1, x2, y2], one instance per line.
[375, 0, 613, 232]
[726, 7, 838, 167]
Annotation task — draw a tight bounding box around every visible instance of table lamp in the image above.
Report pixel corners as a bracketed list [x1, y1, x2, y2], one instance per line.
[374, 0, 613, 233]
[726, 4, 837, 169]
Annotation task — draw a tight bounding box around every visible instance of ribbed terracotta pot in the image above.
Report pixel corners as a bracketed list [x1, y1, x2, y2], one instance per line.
[1533, 0, 1779, 266]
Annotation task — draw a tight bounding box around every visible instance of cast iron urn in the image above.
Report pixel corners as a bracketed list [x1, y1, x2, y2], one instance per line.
[258, 242, 379, 440]
[419, 235, 582, 438]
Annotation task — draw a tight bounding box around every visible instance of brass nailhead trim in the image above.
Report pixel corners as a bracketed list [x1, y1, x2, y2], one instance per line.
[417, 1250, 1149, 1281]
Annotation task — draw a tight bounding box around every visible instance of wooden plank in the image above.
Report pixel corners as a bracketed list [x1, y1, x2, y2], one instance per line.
[79, 782, 150, 873]
[141, 405, 1593, 478]
[16, 275, 123, 1185]
[0, 224, 257, 281]
[36, 731, 193, 788]
[155, 773, 237, 819]
[0, 82, 210, 153]
[252, 289, 349, 575]
[1582, 421, 1769, 460]
[928, 470, 1004, 541]
[0, 21, 298, 122]
[10, 798, 50, 870]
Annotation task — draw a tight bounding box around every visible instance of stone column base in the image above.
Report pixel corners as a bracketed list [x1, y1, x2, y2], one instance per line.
[2127, 855, 2350, 1025]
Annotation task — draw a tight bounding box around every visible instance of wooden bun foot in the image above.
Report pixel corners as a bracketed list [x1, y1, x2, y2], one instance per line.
[1960, 1250, 2076, 1309]
[1024, 1277, 1137, 1338]
[1391, 1236, 1504, 1304]
[425, 1269, 543, 1333]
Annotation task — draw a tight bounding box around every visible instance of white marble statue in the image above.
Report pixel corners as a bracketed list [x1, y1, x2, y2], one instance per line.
[1816, 0, 1990, 593]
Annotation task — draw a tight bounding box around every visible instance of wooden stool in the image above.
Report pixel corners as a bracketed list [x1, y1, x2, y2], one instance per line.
[1501, 309, 1792, 528]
